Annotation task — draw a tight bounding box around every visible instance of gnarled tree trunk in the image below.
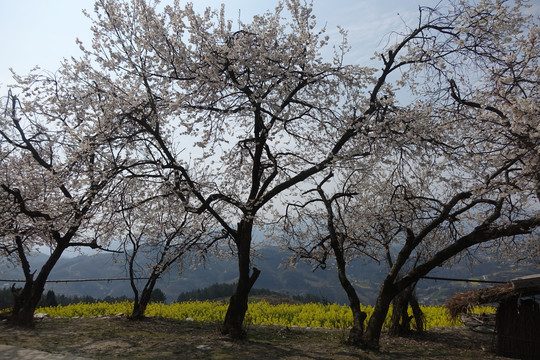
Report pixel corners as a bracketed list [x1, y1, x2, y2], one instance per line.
[130, 275, 158, 321]
[340, 271, 367, 346]
[388, 283, 424, 336]
[10, 281, 41, 327]
[410, 292, 425, 334]
[389, 285, 412, 336]
[10, 238, 66, 327]
[331, 234, 367, 345]
[221, 220, 260, 339]
[361, 277, 397, 350]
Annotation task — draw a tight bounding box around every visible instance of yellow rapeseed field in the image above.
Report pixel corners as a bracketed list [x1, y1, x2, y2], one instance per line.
[35, 301, 495, 330]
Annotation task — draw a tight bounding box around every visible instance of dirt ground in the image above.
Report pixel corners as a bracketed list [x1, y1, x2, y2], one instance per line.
[0, 316, 511, 359]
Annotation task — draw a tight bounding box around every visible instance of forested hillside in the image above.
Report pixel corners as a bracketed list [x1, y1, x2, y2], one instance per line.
[1, 247, 535, 306]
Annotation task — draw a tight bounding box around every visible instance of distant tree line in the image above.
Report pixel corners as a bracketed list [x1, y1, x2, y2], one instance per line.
[0, 288, 167, 310]
[1, 284, 327, 311]
[176, 282, 329, 304]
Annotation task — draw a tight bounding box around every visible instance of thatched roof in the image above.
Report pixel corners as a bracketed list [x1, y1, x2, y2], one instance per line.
[445, 274, 540, 319]
[446, 283, 514, 318]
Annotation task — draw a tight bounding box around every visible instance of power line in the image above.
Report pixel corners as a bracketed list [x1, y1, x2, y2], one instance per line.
[1, 276, 507, 285]
[420, 276, 507, 284]
[0, 277, 150, 283]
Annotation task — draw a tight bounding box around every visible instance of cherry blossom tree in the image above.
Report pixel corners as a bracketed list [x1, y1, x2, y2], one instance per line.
[280, 0, 539, 349]
[113, 177, 220, 320]
[0, 68, 133, 325]
[279, 170, 373, 345]
[72, 0, 383, 338]
[359, 0, 540, 348]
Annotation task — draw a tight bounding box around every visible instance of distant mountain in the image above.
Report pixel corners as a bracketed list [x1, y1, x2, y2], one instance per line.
[0, 247, 537, 305]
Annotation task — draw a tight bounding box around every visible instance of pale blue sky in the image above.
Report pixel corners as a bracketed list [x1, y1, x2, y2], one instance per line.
[0, 0, 444, 90]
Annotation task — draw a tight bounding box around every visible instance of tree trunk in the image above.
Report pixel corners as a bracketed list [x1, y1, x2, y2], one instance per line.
[130, 276, 158, 321]
[331, 238, 366, 345]
[345, 285, 367, 346]
[221, 220, 260, 339]
[10, 241, 66, 327]
[410, 293, 424, 334]
[361, 277, 397, 350]
[130, 292, 150, 321]
[10, 281, 42, 327]
[389, 285, 413, 336]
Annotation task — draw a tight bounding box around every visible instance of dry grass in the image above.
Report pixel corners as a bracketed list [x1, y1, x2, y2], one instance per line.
[0, 316, 513, 359]
[445, 283, 514, 318]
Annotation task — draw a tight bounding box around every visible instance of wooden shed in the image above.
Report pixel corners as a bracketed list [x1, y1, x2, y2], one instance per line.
[446, 274, 540, 360]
